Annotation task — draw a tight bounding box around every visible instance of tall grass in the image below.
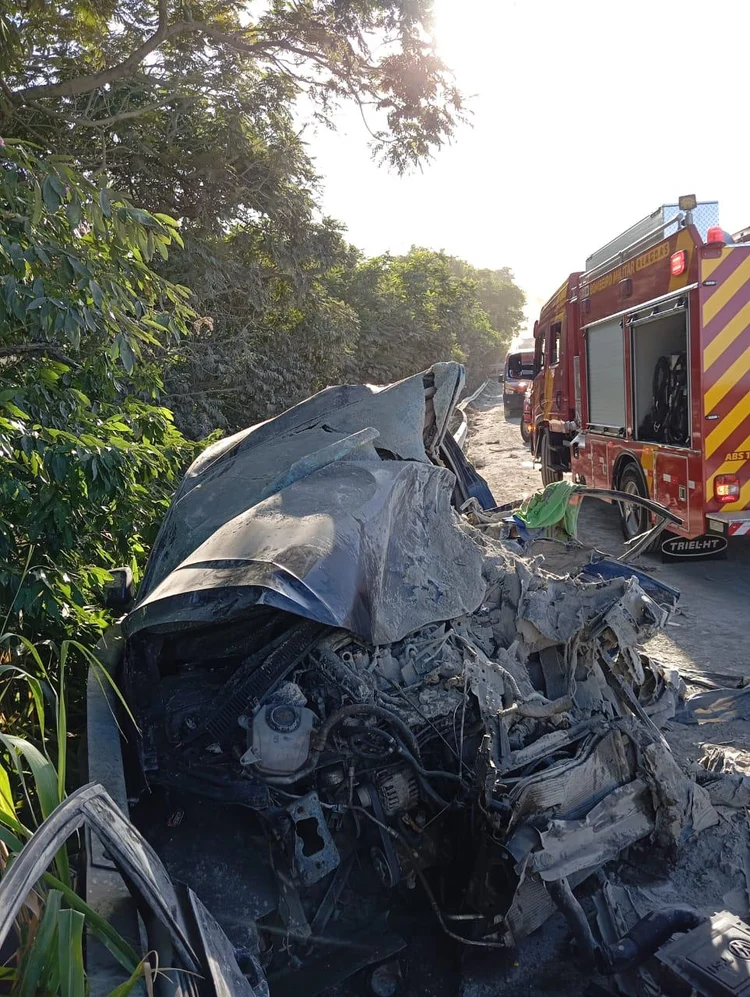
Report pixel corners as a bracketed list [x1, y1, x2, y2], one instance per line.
[0, 613, 155, 994]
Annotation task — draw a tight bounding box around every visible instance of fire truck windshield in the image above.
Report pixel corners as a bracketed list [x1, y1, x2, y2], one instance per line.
[506, 353, 534, 379]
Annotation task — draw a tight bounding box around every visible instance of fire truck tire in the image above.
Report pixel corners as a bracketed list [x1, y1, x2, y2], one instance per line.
[617, 463, 657, 547]
[520, 417, 532, 445]
[541, 431, 563, 486]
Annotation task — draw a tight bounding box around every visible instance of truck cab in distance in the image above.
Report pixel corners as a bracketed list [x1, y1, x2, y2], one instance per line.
[503, 348, 535, 418]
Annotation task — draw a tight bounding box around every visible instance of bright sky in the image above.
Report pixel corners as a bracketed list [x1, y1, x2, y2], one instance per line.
[304, 0, 750, 338]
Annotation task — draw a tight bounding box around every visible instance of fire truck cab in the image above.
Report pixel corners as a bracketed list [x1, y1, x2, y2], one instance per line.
[531, 197, 750, 544]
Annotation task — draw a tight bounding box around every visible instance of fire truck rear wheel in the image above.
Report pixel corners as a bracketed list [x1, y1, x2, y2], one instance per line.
[617, 463, 652, 542]
[541, 431, 562, 486]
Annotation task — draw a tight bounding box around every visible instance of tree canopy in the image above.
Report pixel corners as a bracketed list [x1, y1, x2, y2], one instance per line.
[0, 0, 525, 638]
[0, 0, 464, 185]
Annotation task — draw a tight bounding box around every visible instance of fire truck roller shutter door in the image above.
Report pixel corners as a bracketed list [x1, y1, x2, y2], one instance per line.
[585, 317, 626, 431]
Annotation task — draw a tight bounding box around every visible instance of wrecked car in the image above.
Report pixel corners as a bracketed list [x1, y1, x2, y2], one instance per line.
[78, 363, 732, 995]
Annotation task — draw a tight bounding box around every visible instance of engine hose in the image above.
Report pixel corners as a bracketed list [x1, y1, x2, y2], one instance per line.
[602, 905, 704, 974]
[346, 725, 399, 762]
[395, 745, 453, 809]
[262, 703, 422, 785]
[548, 876, 704, 974]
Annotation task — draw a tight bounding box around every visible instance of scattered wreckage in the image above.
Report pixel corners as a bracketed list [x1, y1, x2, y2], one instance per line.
[3, 364, 749, 996]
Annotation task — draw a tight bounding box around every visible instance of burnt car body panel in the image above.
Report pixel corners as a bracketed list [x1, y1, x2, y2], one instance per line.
[126, 363, 485, 647]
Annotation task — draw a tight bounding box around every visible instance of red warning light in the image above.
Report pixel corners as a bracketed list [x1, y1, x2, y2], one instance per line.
[670, 250, 687, 276]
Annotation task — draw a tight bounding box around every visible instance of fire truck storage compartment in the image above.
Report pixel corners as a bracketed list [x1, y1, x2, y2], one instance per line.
[585, 316, 626, 432]
[631, 299, 690, 448]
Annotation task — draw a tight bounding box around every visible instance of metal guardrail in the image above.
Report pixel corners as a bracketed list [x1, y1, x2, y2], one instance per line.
[454, 379, 492, 451]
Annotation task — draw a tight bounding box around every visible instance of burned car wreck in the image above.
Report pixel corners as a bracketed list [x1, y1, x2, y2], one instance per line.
[87, 363, 732, 996]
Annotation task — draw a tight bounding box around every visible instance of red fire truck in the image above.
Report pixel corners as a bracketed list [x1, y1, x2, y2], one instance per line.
[530, 196, 750, 545]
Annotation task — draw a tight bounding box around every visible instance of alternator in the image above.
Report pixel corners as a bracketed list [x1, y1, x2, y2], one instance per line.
[375, 766, 419, 817]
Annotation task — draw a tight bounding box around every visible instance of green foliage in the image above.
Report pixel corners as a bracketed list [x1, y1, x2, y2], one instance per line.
[0, 379, 199, 637]
[1, 0, 463, 180]
[0, 628, 149, 995]
[334, 247, 523, 389]
[0, 140, 190, 374]
[158, 216, 360, 434]
[161, 240, 524, 436]
[0, 141, 202, 639]
[448, 259, 526, 356]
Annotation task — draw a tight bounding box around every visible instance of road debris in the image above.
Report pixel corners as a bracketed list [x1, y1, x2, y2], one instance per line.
[90, 365, 749, 995]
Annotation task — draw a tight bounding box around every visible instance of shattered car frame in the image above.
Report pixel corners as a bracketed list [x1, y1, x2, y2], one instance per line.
[83, 363, 717, 995]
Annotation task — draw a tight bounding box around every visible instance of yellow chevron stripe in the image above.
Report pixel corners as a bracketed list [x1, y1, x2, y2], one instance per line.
[700, 247, 728, 281]
[703, 298, 750, 372]
[704, 342, 750, 412]
[706, 391, 750, 458]
[703, 254, 750, 326]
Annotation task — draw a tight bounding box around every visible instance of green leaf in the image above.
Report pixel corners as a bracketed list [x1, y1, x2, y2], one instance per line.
[66, 198, 82, 229]
[49, 175, 66, 198]
[1, 400, 30, 419]
[89, 279, 103, 306]
[17, 889, 62, 997]
[0, 734, 59, 817]
[57, 908, 85, 997]
[118, 335, 136, 374]
[0, 761, 17, 824]
[0, 733, 69, 882]
[0, 665, 46, 742]
[99, 187, 112, 218]
[42, 176, 61, 212]
[105, 960, 150, 997]
[31, 182, 43, 225]
[43, 873, 140, 973]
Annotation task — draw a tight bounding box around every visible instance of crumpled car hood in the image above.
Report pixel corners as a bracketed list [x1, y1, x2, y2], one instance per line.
[125, 363, 485, 645]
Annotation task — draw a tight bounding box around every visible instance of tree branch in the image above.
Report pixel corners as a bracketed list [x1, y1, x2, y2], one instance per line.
[0, 343, 77, 366]
[16, 0, 185, 102]
[23, 95, 194, 129]
[12, 10, 362, 106]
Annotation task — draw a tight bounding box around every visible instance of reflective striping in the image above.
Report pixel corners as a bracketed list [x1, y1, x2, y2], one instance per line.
[706, 392, 750, 458]
[703, 298, 750, 371]
[701, 248, 728, 280]
[702, 254, 750, 326]
[704, 341, 750, 411]
[729, 521, 750, 535]
[701, 244, 749, 291]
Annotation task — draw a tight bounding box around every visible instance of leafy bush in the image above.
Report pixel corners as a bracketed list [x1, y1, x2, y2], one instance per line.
[0, 139, 202, 640]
